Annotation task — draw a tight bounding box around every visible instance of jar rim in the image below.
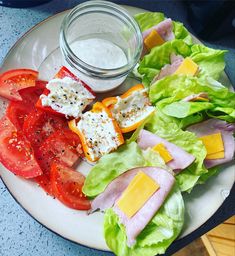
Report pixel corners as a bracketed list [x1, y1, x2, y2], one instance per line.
[60, 0, 143, 79]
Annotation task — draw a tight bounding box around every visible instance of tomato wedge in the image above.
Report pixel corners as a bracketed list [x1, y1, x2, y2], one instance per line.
[0, 69, 38, 101]
[51, 162, 91, 210]
[37, 129, 82, 168]
[6, 83, 45, 130]
[0, 116, 42, 178]
[34, 129, 82, 195]
[23, 108, 67, 149]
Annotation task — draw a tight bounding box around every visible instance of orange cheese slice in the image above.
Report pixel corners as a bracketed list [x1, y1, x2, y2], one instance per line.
[116, 171, 159, 218]
[199, 132, 224, 159]
[206, 151, 225, 160]
[144, 30, 165, 50]
[152, 143, 173, 163]
[174, 57, 199, 76]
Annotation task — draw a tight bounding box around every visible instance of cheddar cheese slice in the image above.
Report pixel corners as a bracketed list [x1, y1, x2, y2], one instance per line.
[144, 30, 165, 50]
[116, 171, 159, 218]
[199, 132, 224, 158]
[174, 57, 199, 76]
[152, 143, 173, 163]
[206, 151, 225, 160]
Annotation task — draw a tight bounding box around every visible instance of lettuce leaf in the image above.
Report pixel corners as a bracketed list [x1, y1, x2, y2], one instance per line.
[83, 141, 171, 197]
[138, 40, 191, 87]
[138, 40, 227, 87]
[134, 12, 192, 45]
[83, 142, 146, 197]
[135, 12, 165, 31]
[104, 184, 184, 256]
[144, 108, 207, 192]
[149, 75, 235, 124]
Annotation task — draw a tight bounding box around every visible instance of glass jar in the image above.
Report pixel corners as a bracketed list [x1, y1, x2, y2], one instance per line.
[60, 0, 143, 92]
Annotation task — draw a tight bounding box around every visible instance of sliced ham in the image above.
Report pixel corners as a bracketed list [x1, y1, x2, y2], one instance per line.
[187, 119, 235, 168]
[91, 167, 175, 247]
[182, 92, 209, 102]
[142, 18, 175, 41]
[90, 169, 136, 213]
[151, 53, 184, 84]
[141, 19, 175, 58]
[137, 129, 195, 172]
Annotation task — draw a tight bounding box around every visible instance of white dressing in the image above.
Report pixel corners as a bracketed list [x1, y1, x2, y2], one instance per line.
[69, 38, 128, 92]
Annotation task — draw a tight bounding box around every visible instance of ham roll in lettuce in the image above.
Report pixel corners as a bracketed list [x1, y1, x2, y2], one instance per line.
[138, 39, 227, 87]
[149, 75, 235, 125]
[135, 12, 192, 57]
[187, 119, 235, 168]
[83, 143, 184, 256]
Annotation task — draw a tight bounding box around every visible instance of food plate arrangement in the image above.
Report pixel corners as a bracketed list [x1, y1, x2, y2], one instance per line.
[0, 4, 234, 255]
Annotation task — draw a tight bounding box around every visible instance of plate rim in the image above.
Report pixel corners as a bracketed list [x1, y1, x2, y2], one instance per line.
[0, 5, 234, 254]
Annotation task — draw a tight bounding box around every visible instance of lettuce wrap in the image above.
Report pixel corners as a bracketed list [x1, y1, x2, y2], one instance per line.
[129, 108, 208, 192]
[149, 75, 235, 125]
[83, 142, 184, 256]
[135, 12, 192, 45]
[104, 184, 184, 256]
[138, 40, 227, 87]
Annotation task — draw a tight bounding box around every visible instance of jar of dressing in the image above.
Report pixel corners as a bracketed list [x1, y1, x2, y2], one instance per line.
[60, 0, 143, 92]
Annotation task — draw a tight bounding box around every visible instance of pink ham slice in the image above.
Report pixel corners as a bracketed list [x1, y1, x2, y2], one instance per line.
[182, 92, 209, 102]
[151, 53, 184, 84]
[142, 18, 175, 41]
[187, 119, 235, 168]
[141, 19, 175, 58]
[137, 129, 195, 172]
[91, 167, 175, 247]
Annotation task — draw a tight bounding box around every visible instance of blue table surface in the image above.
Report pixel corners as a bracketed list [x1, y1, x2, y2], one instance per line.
[0, 1, 234, 256]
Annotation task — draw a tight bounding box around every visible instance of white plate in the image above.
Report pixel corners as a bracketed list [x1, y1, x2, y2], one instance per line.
[0, 5, 234, 252]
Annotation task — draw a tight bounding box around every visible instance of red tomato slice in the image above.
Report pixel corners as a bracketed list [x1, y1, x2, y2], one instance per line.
[35, 88, 65, 117]
[0, 116, 42, 178]
[19, 81, 45, 105]
[6, 83, 46, 130]
[0, 69, 38, 101]
[23, 108, 67, 149]
[34, 129, 82, 195]
[6, 101, 31, 130]
[34, 174, 54, 196]
[35, 80, 47, 90]
[51, 162, 91, 210]
[37, 129, 82, 167]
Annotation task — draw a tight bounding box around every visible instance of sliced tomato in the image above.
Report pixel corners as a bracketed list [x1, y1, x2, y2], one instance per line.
[37, 129, 82, 167]
[6, 101, 31, 130]
[35, 87, 65, 117]
[51, 162, 91, 210]
[34, 174, 54, 196]
[23, 108, 67, 149]
[6, 84, 46, 130]
[19, 81, 45, 105]
[0, 116, 42, 178]
[34, 129, 82, 195]
[35, 80, 47, 90]
[0, 69, 38, 101]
